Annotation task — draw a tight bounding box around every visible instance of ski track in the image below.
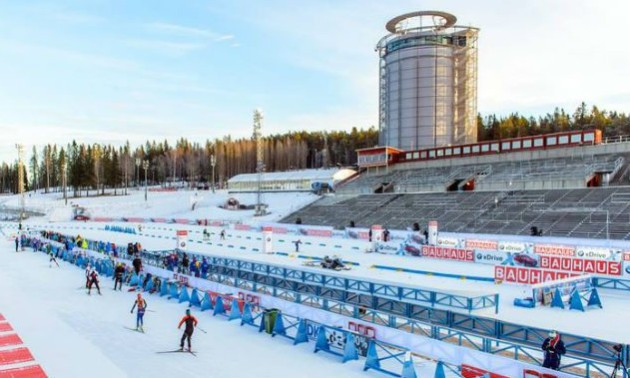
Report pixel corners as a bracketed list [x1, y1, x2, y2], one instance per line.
[0, 240, 395, 378]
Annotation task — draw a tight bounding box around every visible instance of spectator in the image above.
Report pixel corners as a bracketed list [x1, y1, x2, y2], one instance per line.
[542, 330, 566, 370]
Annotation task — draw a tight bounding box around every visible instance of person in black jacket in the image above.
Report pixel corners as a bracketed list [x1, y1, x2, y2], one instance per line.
[114, 263, 125, 291]
[132, 256, 142, 275]
[542, 330, 566, 370]
[181, 253, 189, 275]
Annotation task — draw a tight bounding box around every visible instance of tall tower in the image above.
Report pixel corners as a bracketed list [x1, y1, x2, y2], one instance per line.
[376, 11, 479, 150]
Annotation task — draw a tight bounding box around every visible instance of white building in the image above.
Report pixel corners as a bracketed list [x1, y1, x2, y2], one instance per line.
[227, 168, 356, 193]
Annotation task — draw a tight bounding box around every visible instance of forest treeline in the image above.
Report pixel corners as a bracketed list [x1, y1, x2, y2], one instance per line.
[1, 103, 628, 195]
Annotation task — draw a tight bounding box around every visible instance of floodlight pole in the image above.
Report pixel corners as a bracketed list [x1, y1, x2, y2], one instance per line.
[143, 160, 149, 202]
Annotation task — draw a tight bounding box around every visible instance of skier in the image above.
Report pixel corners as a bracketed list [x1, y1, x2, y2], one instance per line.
[177, 309, 198, 352]
[220, 229, 226, 240]
[49, 250, 60, 268]
[321, 256, 333, 269]
[87, 266, 101, 295]
[293, 239, 302, 253]
[114, 263, 125, 291]
[130, 293, 147, 332]
[14, 237, 18, 252]
[541, 330, 566, 370]
[330, 255, 346, 270]
[202, 228, 209, 240]
[85, 264, 92, 288]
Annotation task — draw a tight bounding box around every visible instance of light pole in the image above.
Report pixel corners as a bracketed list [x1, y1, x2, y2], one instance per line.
[62, 160, 67, 206]
[15, 144, 25, 222]
[210, 154, 216, 193]
[135, 158, 141, 190]
[142, 160, 149, 202]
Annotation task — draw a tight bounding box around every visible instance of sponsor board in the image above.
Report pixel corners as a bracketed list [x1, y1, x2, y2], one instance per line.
[461, 365, 509, 378]
[376, 242, 402, 254]
[474, 250, 507, 265]
[234, 224, 252, 231]
[300, 227, 334, 238]
[498, 241, 532, 253]
[539, 256, 622, 276]
[574, 246, 621, 261]
[494, 265, 578, 285]
[624, 252, 630, 262]
[465, 239, 498, 251]
[421, 245, 474, 262]
[534, 244, 576, 257]
[624, 261, 630, 278]
[437, 237, 461, 248]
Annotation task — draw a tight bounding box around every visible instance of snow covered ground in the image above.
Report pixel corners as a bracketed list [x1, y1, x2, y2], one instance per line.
[0, 237, 442, 378]
[0, 189, 318, 223]
[15, 220, 630, 344]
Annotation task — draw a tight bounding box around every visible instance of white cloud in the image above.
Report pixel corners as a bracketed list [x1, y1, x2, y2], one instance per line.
[144, 22, 235, 43]
[124, 39, 206, 54]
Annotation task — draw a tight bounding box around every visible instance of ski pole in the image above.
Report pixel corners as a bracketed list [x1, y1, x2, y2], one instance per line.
[197, 327, 207, 334]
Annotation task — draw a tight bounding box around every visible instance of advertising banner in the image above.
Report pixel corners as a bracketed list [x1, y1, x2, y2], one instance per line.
[428, 221, 438, 245]
[533, 244, 576, 257]
[624, 252, 630, 277]
[262, 227, 273, 254]
[176, 230, 188, 250]
[495, 265, 577, 285]
[345, 227, 369, 240]
[465, 239, 498, 251]
[437, 236, 462, 248]
[234, 224, 252, 231]
[498, 241, 533, 254]
[421, 245, 474, 262]
[539, 255, 622, 276]
[298, 225, 334, 238]
[574, 246, 622, 261]
[474, 250, 508, 265]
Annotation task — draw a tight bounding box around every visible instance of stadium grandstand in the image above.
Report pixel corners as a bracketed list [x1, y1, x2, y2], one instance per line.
[282, 130, 630, 240]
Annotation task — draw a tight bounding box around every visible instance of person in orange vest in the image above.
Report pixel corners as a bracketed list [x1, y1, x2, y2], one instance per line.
[130, 293, 148, 332]
[177, 309, 198, 351]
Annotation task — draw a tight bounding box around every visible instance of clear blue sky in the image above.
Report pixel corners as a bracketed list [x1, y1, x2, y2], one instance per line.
[0, 0, 628, 162]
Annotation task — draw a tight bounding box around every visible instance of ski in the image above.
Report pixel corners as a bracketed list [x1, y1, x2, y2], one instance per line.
[123, 326, 145, 333]
[156, 349, 197, 356]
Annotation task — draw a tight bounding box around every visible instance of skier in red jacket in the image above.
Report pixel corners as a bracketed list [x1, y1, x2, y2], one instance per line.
[177, 309, 198, 351]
